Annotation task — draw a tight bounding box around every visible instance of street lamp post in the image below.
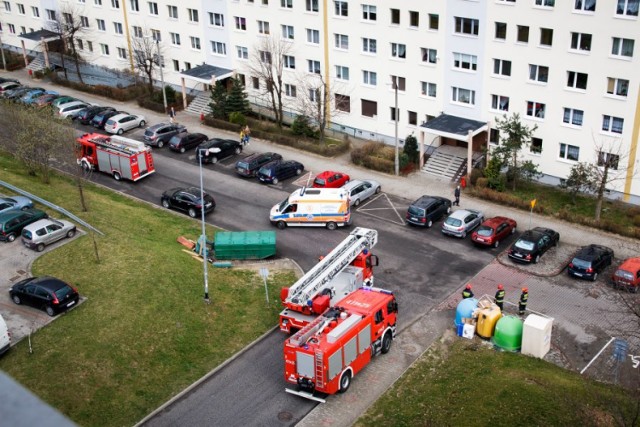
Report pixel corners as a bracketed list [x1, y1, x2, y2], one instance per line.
[199, 154, 210, 304]
[393, 80, 399, 176]
[155, 39, 168, 112]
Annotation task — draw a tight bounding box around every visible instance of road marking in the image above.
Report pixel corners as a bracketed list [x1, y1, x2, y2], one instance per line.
[356, 193, 406, 226]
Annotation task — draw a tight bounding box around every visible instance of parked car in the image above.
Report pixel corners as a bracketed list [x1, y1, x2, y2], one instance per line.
[4, 86, 34, 100]
[312, 171, 350, 188]
[197, 138, 244, 164]
[0, 209, 48, 242]
[343, 179, 381, 206]
[91, 110, 126, 129]
[406, 196, 452, 228]
[9, 276, 79, 317]
[161, 187, 216, 218]
[168, 132, 209, 153]
[17, 88, 46, 104]
[33, 93, 61, 108]
[56, 101, 90, 119]
[0, 81, 21, 94]
[76, 106, 115, 125]
[21, 218, 77, 252]
[257, 160, 304, 184]
[104, 113, 146, 134]
[508, 227, 560, 264]
[235, 152, 282, 177]
[0, 196, 34, 214]
[0, 77, 19, 84]
[51, 96, 80, 108]
[442, 209, 484, 238]
[612, 257, 640, 292]
[471, 216, 517, 248]
[567, 244, 614, 281]
[143, 123, 187, 147]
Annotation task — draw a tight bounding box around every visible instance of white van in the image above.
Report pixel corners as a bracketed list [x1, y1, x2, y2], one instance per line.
[270, 187, 351, 230]
[0, 313, 10, 356]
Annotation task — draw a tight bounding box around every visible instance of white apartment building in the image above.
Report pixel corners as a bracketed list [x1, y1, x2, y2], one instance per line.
[1, 0, 638, 202]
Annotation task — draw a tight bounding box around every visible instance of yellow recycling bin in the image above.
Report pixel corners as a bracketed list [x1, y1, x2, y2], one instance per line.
[476, 305, 503, 339]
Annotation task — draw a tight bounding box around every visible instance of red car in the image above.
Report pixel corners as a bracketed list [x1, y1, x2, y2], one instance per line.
[312, 170, 350, 188]
[471, 216, 517, 248]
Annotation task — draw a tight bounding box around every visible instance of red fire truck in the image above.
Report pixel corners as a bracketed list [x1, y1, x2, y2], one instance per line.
[76, 133, 155, 181]
[279, 227, 379, 333]
[284, 286, 398, 402]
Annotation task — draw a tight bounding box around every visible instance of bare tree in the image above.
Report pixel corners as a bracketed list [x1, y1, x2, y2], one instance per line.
[131, 32, 161, 94]
[47, 4, 88, 83]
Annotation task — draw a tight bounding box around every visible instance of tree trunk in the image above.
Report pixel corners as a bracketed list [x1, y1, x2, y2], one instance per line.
[511, 151, 518, 191]
[594, 165, 609, 221]
[77, 178, 88, 212]
[71, 44, 84, 85]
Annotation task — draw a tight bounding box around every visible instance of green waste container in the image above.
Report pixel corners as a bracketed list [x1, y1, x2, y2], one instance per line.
[214, 231, 276, 260]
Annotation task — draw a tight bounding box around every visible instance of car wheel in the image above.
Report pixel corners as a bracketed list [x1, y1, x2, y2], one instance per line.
[276, 221, 287, 230]
[338, 371, 352, 393]
[36, 243, 45, 252]
[375, 186, 381, 194]
[354, 198, 361, 207]
[7, 233, 16, 242]
[45, 306, 56, 317]
[188, 208, 197, 218]
[511, 226, 516, 234]
[234, 147, 242, 155]
[12, 295, 21, 305]
[117, 128, 124, 135]
[66, 229, 76, 238]
[272, 177, 279, 185]
[381, 331, 392, 354]
[161, 199, 170, 208]
[139, 120, 146, 127]
[295, 168, 302, 176]
[157, 140, 164, 148]
[592, 272, 598, 282]
[534, 255, 540, 264]
[493, 240, 500, 248]
[113, 172, 121, 181]
[180, 147, 186, 153]
[427, 220, 433, 228]
[326, 221, 337, 231]
[211, 156, 218, 164]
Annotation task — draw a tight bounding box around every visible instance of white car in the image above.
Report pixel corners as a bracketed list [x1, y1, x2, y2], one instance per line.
[56, 101, 90, 119]
[343, 179, 381, 206]
[104, 113, 147, 135]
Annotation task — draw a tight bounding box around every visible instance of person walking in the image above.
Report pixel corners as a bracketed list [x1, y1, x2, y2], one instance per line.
[495, 284, 505, 311]
[461, 284, 474, 299]
[454, 185, 461, 207]
[519, 287, 529, 315]
[168, 106, 176, 124]
[240, 128, 246, 145]
[243, 125, 251, 146]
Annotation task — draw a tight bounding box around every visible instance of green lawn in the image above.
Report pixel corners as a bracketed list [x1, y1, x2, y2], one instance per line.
[0, 154, 295, 426]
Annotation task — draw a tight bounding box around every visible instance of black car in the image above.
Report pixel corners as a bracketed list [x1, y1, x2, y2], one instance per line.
[0, 77, 20, 84]
[169, 132, 209, 153]
[76, 106, 115, 125]
[508, 227, 560, 264]
[9, 276, 79, 317]
[235, 152, 283, 177]
[406, 196, 452, 228]
[257, 160, 304, 184]
[143, 123, 188, 147]
[196, 138, 243, 164]
[91, 110, 126, 129]
[567, 244, 614, 281]
[161, 187, 216, 218]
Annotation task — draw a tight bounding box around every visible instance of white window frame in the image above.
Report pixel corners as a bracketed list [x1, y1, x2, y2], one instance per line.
[493, 59, 512, 76]
[529, 64, 549, 83]
[237, 46, 248, 60]
[606, 77, 629, 97]
[570, 32, 591, 52]
[306, 28, 320, 44]
[281, 0, 293, 9]
[96, 19, 106, 31]
[31, 6, 40, 18]
[148, 2, 158, 15]
[454, 17, 479, 36]
[535, 0, 555, 7]
[335, 65, 349, 80]
[362, 4, 376, 21]
[306, 0, 319, 12]
[616, 0, 639, 16]
[453, 53, 477, 71]
[567, 71, 588, 90]
[170, 32, 181, 46]
[452, 87, 475, 105]
[562, 108, 584, 126]
[283, 54, 295, 69]
[281, 25, 294, 40]
[190, 36, 201, 50]
[284, 83, 296, 97]
[334, 33, 348, 50]
[113, 22, 123, 35]
[602, 115, 624, 134]
[308, 59, 321, 74]
[526, 101, 546, 119]
[334, 0, 348, 17]
[100, 43, 110, 56]
[117, 47, 127, 59]
[391, 43, 406, 59]
[363, 70, 377, 86]
[491, 94, 509, 111]
[188, 8, 199, 23]
[611, 37, 634, 58]
[574, 0, 596, 12]
[168, 5, 178, 19]
[130, 0, 139, 12]
[133, 26, 143, 38]
[258, 20, 270, 35]
[559, 143, 580, 161]
[46, 9, 56, 21]
[210, 12, 224, 27]
[235, 17, 247, 31]
[421, 81, 437, 98]
[362, 38, 377, 54]
[211, 41, 226, 55]
[421, 48, 437, 64]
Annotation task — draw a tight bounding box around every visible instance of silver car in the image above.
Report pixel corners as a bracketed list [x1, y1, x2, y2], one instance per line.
[343, 179, 381, 206]
[21, 218, 77, 252]
[441, 209, 484, 238]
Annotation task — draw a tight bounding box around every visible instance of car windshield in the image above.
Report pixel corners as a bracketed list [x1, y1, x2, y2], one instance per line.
[571, 258, 591, 269]
[445, 217, 461, 227]
[258, 167, 272, 176]
[22, 229, 33, 240]
[144, 129, 154, 136]
[514, 239, 535, 251]
[407, 206, 424, 216]
[614, 269, 633, 280]
[169, 136, 181, 144]
[314, 178, 326, 186]
[278, 198, 289, 212]
[237, 161, 249, 169]
[54, 285, 73, 300]
[476, 226, 494, 237]
[106, 119, 115, 125]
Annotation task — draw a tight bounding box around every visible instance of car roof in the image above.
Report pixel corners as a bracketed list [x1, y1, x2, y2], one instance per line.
[316, 170, 343, 178]
[148, 123, 171, 131]
[412, 195, 447, 207]
[448, 209, 477, 219]
[22, 276, 69, 291]
[482, 216, 511, 227]
[59, 101, 87, 109]
[0, 208, 43, 220]
[618, 257, 640, 270]
[109, 113, 133, 121]
[23, 218, 69, 231]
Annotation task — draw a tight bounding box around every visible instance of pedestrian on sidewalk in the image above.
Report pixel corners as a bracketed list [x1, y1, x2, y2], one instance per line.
[495, 284, 505, 311]
[454, 185, 461, 206]
[168, 106, 176, 124]
[461, 284, 474, 299]
[519, 287, 529, 315]
[242, 125, 251, 146]
[240, 128, 246, 145]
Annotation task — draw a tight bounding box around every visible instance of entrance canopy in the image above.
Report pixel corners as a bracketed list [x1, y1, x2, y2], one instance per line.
[180, 64, 234, 84]
[19, 29, 59, 42]
[421, 114, 488, 141]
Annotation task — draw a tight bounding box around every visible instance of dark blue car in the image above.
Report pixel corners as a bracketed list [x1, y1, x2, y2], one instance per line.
[257, 160, 304, 184]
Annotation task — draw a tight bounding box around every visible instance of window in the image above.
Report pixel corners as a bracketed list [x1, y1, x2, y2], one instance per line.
[429, 14, 439, 30]
[490, 128, 500, 144]
[283, 54, 295, 69]
[408, 111, 417, 125]
[281, 25, 294, 40]
[237, 46, 248, 59]
[602, 115, 624, 133]
[309, 88, 319, 102]
[421, 81, 437, 97]
[184, 62, 191, 70]
[530, 138, 543, 154]
[151, 29, 161, 41]
[260, 50, 272, 64]
[495, 22, 507, 40]
[46, 9, 56, 20]
[612, 37, 634, 57]
[390, 106, 399, 121]
[390, 8, 400, 25]
[210, 12, 224, 27]
[281, 0, 293, 8]
[453, 53, 477, 71]
[258, 20, 270, 34]
[454, 17, 479, 36]
[335, 1, 348, 17]
[169, 33, 181, 45]
[335, 65, 349, 80]
[148, 2, 158, 15]
[336, 94, 350, 112]
[284, 84, 296, 97]
[567, 71, 588, 90]
[63, 13, 73, 24]
[409, 11, 419, 27]
[173, 59, 179, 71]
[563, 108, 584, 126]
[117, 47, 127, 59]
[308, 59, 320, 74]
[535, 0, 555, 6]
[188, 8, 199, 22]
[133, 26, 143, 38]
[598, 152, 620, 170]
[517, 26, 529, 43]
[391, 76, 406, 91]
[3, 1, 10, 12]
[190, 37, 201, 50]
[493, 59, 512, 76]
[526, 101, 546, 118]
[559, 143, 579, 161]
[81, 16, 89, 27]
[491, 95, 509, 111]
[111, 0, 120, 8]
[529, 65, 549, 83]
[114, 22, 123, 34]
[570, 32, 592, 51]
[607, 78, 629, 96]
[391, 43, 406, 59]
[452, 87, 475, 105]
[211, 41, 226, 55]
[95, 0, 102, 5]
[165, 5, 177, 18]
[421, 48, 437, 64]
[616, 0, 638, 16]
[235, 17, 247, 31]
[97, 19, 106, 31]
[334, 34, 348, 49]
[87, 41, 93, 52]
[77, 39, 84, 50]
[574, 0, 596, 12]
[31, 6, 39, 17]
[130, 0, 139, 12]
[7, 24, 15, 34]
[362, 38, 377, 53]
[360, 99, 378, 117]
[362, 4, 376, 21]
[17, 4, 25, 15]
[363, 70, 377, 85]
[306, 29, 319, 44]
[540, 28, 553, 46]
[100, 43, 110, 55]
[306, 0, 319, 12]
[252, 76, 260, 89]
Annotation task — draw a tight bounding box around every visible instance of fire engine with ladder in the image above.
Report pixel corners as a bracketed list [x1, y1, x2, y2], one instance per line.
[284, 286, 398, 402]
[279, 227, 379, 333]
[76, 133, 155, 182]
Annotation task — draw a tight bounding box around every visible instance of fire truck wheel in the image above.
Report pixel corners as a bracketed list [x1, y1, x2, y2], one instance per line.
[276, 221, 287, 230]
[381, 331, 392, 354]
[113, 172, 122, 181]
[81, 160, 91, 172]
[338, 371, 352, 393]
[326, 221, 337, 230]
[188, 208, 198, 218]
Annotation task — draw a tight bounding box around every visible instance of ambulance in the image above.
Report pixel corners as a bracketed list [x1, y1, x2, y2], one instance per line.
[270, 187, 351, 230]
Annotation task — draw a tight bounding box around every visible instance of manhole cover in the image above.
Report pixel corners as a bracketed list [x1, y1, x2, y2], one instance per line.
[401, 344, 419, 354]
[278, 411, 293, 421]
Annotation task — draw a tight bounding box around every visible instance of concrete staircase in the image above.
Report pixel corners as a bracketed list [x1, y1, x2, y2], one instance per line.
[422, 146, 467, 181]
[185, 91, 211, 115]
[26, 55, 47, 73]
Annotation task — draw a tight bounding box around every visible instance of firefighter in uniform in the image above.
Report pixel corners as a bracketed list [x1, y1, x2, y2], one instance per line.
[495, 284, 505, 311]
[519, 287, 529, 315]
[462, 284, 474, 299]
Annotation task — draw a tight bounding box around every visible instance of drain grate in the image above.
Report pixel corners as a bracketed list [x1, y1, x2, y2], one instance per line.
[277, 411, 293, 422]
